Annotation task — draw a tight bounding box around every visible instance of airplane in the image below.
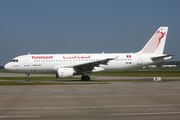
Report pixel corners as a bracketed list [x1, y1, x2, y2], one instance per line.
[4, 27, 173, 81]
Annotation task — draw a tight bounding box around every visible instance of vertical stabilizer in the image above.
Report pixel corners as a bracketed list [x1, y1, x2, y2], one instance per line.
[139, 27, 168, 54]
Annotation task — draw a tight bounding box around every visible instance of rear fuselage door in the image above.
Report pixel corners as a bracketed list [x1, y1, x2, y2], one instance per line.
[137, 54, 142, 65]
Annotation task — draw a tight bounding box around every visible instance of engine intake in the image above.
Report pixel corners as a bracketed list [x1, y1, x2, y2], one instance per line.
[56, 68, 74, 78]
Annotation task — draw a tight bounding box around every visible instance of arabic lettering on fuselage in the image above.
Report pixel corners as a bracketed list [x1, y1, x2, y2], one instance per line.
[63, 55, 91, 59]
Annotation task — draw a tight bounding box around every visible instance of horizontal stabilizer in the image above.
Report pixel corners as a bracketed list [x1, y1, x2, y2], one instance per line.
[151, 54, 173, 61]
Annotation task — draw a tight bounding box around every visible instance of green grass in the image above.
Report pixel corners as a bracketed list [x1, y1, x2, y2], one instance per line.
[0, 68, 180, 85]
[91, 70, 180, 77]
[1, 77, 62, 81]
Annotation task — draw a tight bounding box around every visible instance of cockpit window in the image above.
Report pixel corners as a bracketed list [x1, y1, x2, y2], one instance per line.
[11, 59, 18, 62]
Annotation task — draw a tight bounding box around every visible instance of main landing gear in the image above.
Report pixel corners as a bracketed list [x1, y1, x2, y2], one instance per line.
[81, 75, 90, 81]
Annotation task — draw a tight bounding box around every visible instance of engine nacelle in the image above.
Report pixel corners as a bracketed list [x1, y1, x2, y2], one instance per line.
[56, 68, 74, 78]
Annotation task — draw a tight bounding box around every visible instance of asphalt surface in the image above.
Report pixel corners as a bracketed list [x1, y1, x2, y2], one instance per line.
[0, 73, 180, 120]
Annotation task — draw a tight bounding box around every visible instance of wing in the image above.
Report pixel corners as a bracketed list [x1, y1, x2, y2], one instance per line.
[74, 57, 117, 73]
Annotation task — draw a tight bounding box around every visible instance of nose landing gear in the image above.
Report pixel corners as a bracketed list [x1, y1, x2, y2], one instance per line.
[25, 73, 30, 82]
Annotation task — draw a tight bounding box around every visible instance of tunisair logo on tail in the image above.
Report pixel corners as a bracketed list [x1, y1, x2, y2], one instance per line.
[156, 30, 166, 46]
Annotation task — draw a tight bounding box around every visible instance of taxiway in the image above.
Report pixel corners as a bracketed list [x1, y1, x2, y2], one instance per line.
[0, 77, 180, 120]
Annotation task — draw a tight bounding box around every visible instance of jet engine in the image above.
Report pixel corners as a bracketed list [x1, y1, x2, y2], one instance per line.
[56, 68, 74, 78]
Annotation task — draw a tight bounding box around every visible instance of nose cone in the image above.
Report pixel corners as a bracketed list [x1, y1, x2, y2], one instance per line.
[4, 63, 11, 70]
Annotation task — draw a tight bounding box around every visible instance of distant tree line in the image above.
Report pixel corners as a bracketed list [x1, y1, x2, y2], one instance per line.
[156, 61, 180, 67]
[0, 66, 4, 69]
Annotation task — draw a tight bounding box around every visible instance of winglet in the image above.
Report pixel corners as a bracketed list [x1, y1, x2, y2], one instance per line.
[114, 56, 119, 60]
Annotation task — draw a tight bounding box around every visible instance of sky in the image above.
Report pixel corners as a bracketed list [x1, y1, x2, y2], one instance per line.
[0, 0, 180, 65]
